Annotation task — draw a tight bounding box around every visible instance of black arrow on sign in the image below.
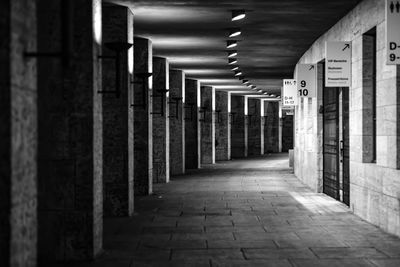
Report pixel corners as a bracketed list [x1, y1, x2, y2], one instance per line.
[396, 1, 400, 12]
[342, 43, 350, 51]
[390, 1, 395, 13]
[309, 65, 315, 71]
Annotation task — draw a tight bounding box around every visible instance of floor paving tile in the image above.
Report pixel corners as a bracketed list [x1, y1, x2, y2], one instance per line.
[60, 154, 400, 266]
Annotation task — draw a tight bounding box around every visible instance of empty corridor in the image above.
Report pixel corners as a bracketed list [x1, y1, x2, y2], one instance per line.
[59, 154, 400, 267]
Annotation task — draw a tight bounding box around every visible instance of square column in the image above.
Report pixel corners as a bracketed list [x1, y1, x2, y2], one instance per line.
[102, 5, 134, 217]
[152, 57, 170, 183]
[215, 91, 231, 161]
[248, 98, 262, 156]
[231, 95, 247, 158]
[0, 0, 37, 265]
[169, 70, 185, 175]
[37, 0, 103, 261]
[200, 86, 216, 164]
[133, 37, 153, 195]
[264, 102, 280, 153]
[185, 79, 201, 169]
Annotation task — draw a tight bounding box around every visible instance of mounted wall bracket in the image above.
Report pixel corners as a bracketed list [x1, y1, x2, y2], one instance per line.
[131, 72, 153, 109]
[151, 89, 169, 117]
[97, 42, 133, 98]
[184, 103, 195, 121]
[215, 110, 222, 124]
[168, 96, 183, 119]
[24, 1, 74, 68]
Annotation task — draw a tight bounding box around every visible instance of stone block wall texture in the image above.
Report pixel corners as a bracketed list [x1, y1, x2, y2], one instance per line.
[294, 0, 400, 237]
[0, 0, 37, 266]
[200, 86, 216, 164]
[169, 70, 185, 175]
[102, 6, 134, 217]
[264, 102, 280, 153]
[133, 37, 153, 195]
[231, 95, 247, 158]
[185, 79, 201, 169]
[215, 91, 231, 161]
[37, 0, 103, 262]
[152, 57, 170, 183]
[248, 99, 262, 156]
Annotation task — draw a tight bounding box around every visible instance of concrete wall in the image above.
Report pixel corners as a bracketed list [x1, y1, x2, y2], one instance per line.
[0, 0, 37, 265]
[294, 0, 400, 237]
[215, 91, 231, 161]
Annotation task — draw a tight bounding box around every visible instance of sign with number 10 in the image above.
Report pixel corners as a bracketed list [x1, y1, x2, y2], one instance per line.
[296, 64, 316, 98]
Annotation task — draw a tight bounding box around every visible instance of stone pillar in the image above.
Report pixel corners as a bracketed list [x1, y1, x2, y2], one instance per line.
[102, 5, 134, 217]
[215, 91, 231, 161]
[248, 98, 262, 156]
[264, 101, 280, 153]
[200, 86, 215, 164]
[231, 95, 247, 158]
[185, 79, 201, 169]
[169, 69, 185, 175]
[261, 100, 265, 155]
[37, 0, 103, 262]
[133, 37, 153, 195]
[0, 0, 37, 266]
[152, 57, 170, 183]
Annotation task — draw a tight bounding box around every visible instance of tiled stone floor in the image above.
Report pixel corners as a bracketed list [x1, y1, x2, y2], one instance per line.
[61, 154, 400, 266]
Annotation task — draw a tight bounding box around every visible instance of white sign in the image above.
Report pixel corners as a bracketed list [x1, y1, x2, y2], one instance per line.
[296, 64, 316, 98]
[282, 79, 298, 106]
[325, 41, 351, 87]
[386, 0, 400, 64]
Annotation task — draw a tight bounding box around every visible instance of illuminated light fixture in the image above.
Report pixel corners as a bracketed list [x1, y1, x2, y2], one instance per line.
[228, 50, 238, 58]
[242, 80, 249, 84]
[263, 92, 268, 95]
[258, 90, 263, 93]
[231, 66, 239, 71]
[276, 95, 281, 98]
[228, 58, 237, 65]
[227, 40, 237, 49]
[234, 71, 242, 76]
[229, 28, 241, 38]
[232, 10, 246, 21]
[270, 94, 276, 97]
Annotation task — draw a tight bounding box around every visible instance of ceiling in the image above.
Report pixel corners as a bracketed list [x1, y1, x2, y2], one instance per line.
[107, 0, 361, 96]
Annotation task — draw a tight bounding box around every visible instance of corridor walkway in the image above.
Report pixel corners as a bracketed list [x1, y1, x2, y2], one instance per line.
[67, 154, 400, 267]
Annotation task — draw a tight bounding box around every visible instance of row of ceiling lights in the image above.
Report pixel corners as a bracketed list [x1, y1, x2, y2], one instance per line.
[226, 10, 280, 99]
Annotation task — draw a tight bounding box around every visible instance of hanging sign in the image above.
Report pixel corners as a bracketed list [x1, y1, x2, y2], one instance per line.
[296, 64, 316, 98]
[325, 41, 351, 87]
[282, 79, 298, 106]
[386, 0, 400, 64]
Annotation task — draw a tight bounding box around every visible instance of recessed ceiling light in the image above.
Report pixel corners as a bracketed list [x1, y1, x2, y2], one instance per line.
[231, 66, 239, 71]
[270, 94, 276, 97]
[232, 10, 246, 21]
[263, 92, 268, 95]
[242, 80, 249, 84]
[228, 50, 238, 58]
[229, 28, 241, 38]
[227, 40, 237, 49]
[228, 58, 237, 65]
[258, 90, 263, 93]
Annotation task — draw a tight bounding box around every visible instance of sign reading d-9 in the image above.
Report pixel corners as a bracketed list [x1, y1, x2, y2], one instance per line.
[386, 0, 400, 65]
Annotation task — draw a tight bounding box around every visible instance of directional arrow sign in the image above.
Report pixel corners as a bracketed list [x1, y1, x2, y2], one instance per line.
[296, 64, 317, 98]
[386, 0, 400, 65]
[282, 79, 298, 107]
[325, 41, 352, 87]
